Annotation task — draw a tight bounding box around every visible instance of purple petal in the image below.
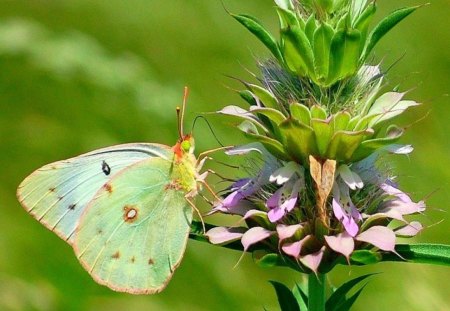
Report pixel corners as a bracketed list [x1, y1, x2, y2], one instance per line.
[342, 214, 359, 237]
[243, 209, 268, 220]
[277, 224, 302, 241]
[380, 183, 412, 203]
[395, 221, 423, 237]
[281, 235, 310, 258]
[325, 232, 355, 260]
[356, 226, 396, 252]
[299, 246, 325, 274]
[222, 191, 244, 207]
[241, 227, 273, 251]
[349, 202, 363, 221]
[332, 198, 346, 222]
[230, 178, 251, 190]
[206, 227, 246, 244]
[267, 188, 282, 208]
[282, 241, 302, 258]
[268, 206, 286, 222]
[366, 210, 405, 223]
[280, 194, 298, 213]
[381, 199, 426, 215]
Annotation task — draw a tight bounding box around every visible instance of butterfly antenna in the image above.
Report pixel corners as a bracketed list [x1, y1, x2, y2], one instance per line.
[192, 115, 224, 147]
[176, 87, 189, 139]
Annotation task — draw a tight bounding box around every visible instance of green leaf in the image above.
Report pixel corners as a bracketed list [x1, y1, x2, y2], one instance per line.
[246, 84, 281, 110]
[351, 0, 369, 22]
[310, 105, 327, 119]
[279, 118, 316, 163]
[353, 2, 377, 54]
[333, 285, 367, 311]
[305, 14, 317, 43]
[276, 7, 302, 29]
[326, 274, 375, 311]
[362, 5, 422, 61]
[290, 102, 311, 125]
[313, 23, 334, 80]
[254, 252, 285, 268]
[239, 90, 258, 106]
[325, 129, 373, 161]
[333, 111, 351, 131]
[243, 131, 290, 161]
[269, 281, 301, 311]
[281, 25, 315, 76]
[369, 100, 420, 128]
[327, 27, 361, 84]
[217, 105, 268, 132]
[351, 126, 403, 161]
[231, 13, 283, 62]
[249, 107, 286, 124]
[350, 250, 382, 265]
[238, 120, 259, 135]
[293, 283, 309, 311]
[311, 118, 333, 157]
[382, 244, 450, 266]
[274, 0, 295, 11]
[316, 0, 333, 13]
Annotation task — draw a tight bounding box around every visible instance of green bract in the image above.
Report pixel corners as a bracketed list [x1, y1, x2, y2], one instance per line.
[218, 66, 419, 165]
[232, 0, 421, 87]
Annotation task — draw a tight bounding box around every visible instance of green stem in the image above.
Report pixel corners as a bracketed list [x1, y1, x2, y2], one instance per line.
[308, 273, 326, 311]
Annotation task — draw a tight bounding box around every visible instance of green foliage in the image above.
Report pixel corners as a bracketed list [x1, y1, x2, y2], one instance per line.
[270, 281, 302, 311]
[325, 274, 374, 311]
[231, 1, 422, 87]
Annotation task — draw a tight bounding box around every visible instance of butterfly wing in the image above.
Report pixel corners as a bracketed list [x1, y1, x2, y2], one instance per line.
[73, 156, 193, 294]
[17, 143, 171, 244]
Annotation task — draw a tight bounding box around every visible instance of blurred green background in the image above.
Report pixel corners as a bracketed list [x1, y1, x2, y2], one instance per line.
[0, 1, 448, 310]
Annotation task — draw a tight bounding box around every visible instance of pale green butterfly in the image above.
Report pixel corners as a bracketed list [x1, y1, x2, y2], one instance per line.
[17, 87, 215, 294]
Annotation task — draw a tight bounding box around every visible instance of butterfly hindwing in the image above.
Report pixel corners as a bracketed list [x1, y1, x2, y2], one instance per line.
[74, 156, 193, 294]
[17, 143, 172, 244]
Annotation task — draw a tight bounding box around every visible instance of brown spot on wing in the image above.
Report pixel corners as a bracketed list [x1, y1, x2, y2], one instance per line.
[148, 258, 155, 265]
[49, 187, 56, 192]
[103, 183, 113, 194]
[123, 205, 138, 223]
[131, 256, 136, 263]
[112, 251, 120, 259]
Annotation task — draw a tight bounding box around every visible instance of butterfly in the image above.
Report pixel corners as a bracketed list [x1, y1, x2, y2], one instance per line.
[17, 87, 214, 294]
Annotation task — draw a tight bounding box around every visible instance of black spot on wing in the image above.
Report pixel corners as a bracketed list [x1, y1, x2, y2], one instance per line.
[68, 203, 76, 210]
[102, 160, 111, 176]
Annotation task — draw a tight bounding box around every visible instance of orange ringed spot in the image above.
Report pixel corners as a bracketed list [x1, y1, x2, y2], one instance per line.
[123, 205, 138, 222]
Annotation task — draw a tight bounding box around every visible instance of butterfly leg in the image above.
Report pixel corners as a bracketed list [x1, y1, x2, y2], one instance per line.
[185, 195, 206, 233]
[204, 168, 235, 182]
[198, 179, 222, 204]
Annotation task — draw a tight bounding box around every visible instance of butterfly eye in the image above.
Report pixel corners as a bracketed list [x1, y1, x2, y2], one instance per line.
[181, 140, 191, 152]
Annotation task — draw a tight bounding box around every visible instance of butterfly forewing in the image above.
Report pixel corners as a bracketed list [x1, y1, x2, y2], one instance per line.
[74, 157, 193, 294]
[17, 143, 172, 244]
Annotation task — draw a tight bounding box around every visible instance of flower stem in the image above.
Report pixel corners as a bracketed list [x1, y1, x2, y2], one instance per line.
[308, 273, 326, 311]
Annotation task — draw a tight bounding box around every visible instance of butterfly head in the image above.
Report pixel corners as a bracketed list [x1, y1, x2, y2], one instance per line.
[180, 134, 195, 154]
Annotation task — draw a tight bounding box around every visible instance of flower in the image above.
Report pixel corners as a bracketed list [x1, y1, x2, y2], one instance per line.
[332, 165, 364, 237]
[267, 178, 302, 222]
[266, 162, 305, 222]
[206, 142, 426, 274]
